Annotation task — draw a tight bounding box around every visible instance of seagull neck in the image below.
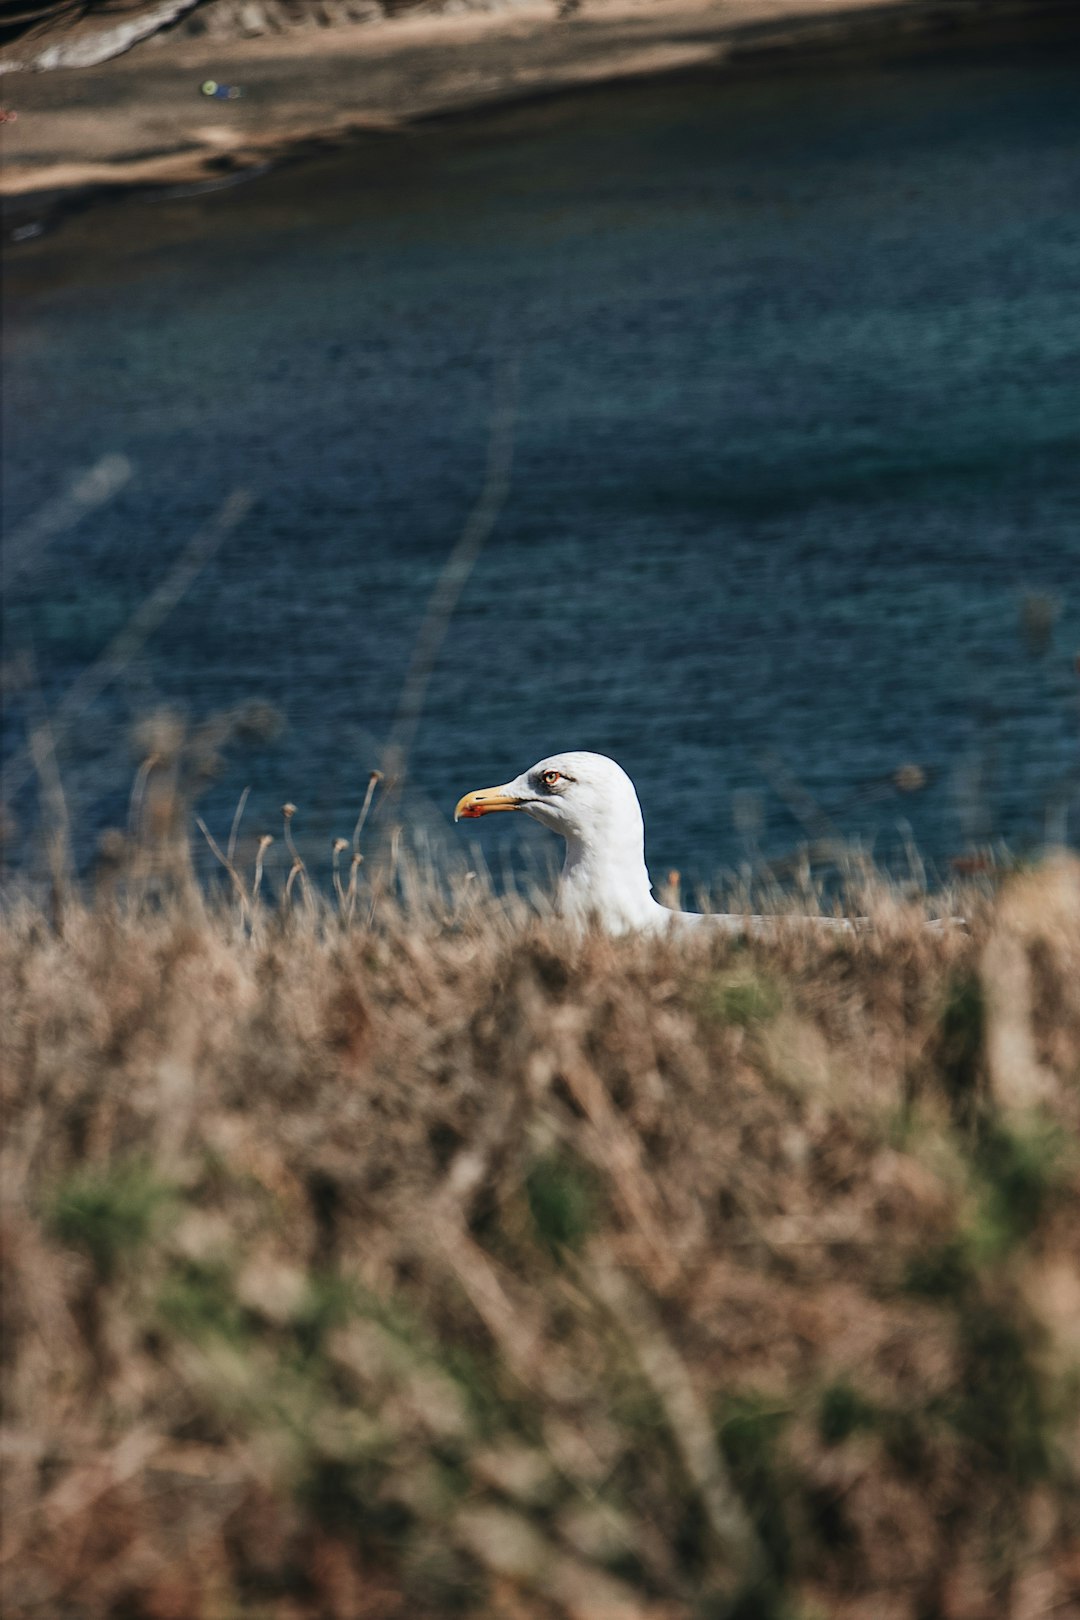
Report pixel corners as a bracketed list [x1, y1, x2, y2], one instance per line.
[557, 823, 660, 931]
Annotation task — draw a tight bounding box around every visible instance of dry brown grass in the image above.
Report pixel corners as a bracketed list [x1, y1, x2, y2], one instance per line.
[2, 850, 1080, 1620]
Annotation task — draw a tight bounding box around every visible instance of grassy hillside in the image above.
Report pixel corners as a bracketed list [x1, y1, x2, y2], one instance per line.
[2, 858, 1079, 1619]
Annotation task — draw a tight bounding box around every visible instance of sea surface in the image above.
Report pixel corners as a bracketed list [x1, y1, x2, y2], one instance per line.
[4, 21, 1079, 895]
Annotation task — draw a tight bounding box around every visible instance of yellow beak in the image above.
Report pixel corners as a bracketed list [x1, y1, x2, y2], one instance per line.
[454, 784, 524, 821]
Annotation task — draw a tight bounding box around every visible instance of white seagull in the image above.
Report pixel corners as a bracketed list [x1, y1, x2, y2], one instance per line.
[454, 749, 858, 935]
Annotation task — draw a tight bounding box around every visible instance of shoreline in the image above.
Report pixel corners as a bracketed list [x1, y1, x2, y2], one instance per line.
[1, 0, 1075, 230]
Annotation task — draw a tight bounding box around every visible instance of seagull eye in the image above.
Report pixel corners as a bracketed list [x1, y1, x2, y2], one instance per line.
[540, 770, 563, 789]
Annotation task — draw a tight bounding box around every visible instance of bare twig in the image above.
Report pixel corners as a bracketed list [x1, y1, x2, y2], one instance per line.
[2, 489, 252, 806]
[127, 752, 161, 842]
[252, 834, 273, 905]
[380, 358, 518, 794]
[332, 837, 348, 913]
[227, 786, 251, 866]
[1, 453, 132, 589]
[351, 769, 383, 858]
[195, 815, 250, 921]
[281, 804, 313, 912]
[345, 852, 363, 926]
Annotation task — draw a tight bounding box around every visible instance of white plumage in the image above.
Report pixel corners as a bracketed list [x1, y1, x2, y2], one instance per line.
[454, 749, 855, 935]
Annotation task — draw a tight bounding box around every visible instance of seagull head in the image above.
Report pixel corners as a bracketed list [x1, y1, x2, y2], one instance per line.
[454, 750, 644, 847]
[455, 751, 660, 930]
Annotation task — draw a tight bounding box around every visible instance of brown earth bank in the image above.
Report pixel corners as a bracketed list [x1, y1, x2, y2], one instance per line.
[2, 833, 1080, 1619]
[1, 0, 1076, 224]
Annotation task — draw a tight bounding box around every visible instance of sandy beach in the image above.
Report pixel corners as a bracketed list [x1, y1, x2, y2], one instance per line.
[2, 0, 1069, 214]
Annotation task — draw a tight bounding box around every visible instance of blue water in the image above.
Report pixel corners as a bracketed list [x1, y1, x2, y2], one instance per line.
[4, 25, 1079, 892]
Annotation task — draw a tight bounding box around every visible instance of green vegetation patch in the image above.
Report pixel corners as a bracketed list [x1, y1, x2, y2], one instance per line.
[904, 1114, 1069, 1299]
[974, 1116, 1067, 1256]
[525, 1150, 597, 1259]
[817, 1380, 880, 1446]
[903, 1234, 976, 1301]
[716, 1394, 794, 1581]
[47, 1157, 175, 1281]
[935, 971, 986, 1124]
[945, 1302, 1056, 1485]
[158, 1256, 254, 1347]
[698, 971, 783, 1030]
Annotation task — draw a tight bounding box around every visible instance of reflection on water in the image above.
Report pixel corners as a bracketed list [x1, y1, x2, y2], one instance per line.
[3, 23, 1079, 890]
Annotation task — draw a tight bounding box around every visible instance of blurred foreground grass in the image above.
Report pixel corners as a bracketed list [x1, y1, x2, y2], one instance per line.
[2, 847, 1080, 1619]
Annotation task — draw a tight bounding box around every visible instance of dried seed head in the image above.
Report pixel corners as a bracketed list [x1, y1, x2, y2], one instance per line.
[282, 803, 296, 820]
[258, 834, 274, 851]
[333, 838, 348, 854]
[228, 700, 284, 744]
[893, 763, 928, 794]
[132, 708, 185, 765]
